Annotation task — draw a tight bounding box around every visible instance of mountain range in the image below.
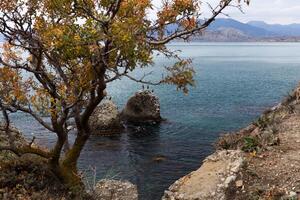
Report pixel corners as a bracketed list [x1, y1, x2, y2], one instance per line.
[193, 18, 300, 42]
[1, 19, 300, 42]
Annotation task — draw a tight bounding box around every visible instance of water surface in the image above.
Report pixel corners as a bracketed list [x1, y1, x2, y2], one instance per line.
[11, 42, 300, 200]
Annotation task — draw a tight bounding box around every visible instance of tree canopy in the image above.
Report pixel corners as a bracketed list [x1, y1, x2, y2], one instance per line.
[0, 0, 249, 191]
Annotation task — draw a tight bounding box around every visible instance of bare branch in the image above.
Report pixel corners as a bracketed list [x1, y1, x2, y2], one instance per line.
[148, 0, 233, 45]
[0, 145, 51, 158]
[124, 74, 162, 86]
[8, 104, 55, 132]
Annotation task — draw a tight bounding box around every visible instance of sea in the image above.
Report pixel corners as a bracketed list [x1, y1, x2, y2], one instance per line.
[9, 42, 300, 199]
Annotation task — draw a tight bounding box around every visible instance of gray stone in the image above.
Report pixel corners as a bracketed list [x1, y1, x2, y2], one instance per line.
[121, 90, 162, 123]
[224, 175, 236, 188]
[288, 191, 297, 198]
[89, 100, 123, 135]
[93, 179, 138, 200]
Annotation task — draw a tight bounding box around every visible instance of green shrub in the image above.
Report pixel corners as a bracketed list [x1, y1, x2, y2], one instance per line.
[242, 136, 259, 152]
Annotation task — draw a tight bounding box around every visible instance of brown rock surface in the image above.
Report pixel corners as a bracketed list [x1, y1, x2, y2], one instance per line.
[162, 150, 245, 200]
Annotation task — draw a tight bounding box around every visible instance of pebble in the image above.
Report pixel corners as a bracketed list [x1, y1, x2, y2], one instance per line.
[289, 191, 297, 197]
[235, 180, 243, 188]
[225, 175, 236, 187]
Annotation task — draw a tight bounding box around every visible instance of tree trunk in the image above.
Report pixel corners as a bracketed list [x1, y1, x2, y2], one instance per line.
[56, 134, 89, 191]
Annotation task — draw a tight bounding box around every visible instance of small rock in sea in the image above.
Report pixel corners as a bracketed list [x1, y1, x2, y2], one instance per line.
[235, 180, 243, 188]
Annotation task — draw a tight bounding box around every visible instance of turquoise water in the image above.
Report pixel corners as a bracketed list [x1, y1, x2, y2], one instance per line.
[10, 43, 300, 199]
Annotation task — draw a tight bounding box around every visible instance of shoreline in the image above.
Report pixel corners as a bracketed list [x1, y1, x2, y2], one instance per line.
[162, 84, 300, 200]
[1, 84, 300, 199]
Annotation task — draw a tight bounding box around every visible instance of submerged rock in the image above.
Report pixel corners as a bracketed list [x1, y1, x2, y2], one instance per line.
[93, 179, 138, 200]
[121, 90, 162, 124]
[152, 155, 167, 162]
[89, 100, 123, 135]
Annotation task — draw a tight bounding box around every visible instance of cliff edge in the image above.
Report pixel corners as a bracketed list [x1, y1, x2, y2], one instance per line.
[163, 84, 300, 200]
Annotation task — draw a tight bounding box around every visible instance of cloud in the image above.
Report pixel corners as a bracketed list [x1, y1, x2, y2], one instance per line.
[226, 0, 300, 24]
[208, 0, 300, 24]
[151, 0, 300, 24]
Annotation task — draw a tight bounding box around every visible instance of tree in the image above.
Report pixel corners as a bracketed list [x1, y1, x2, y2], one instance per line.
[0, 0, 249, 191]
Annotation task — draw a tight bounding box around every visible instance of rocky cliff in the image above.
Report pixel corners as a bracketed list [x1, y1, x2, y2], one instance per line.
[163, 84, 300, 200]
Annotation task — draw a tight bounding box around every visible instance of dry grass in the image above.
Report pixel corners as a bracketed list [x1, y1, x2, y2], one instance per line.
[0, 155, 74, 200]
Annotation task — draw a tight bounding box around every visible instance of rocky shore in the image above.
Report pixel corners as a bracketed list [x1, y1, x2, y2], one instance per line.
[162, 150, 245, 200]
[162, 84, 300, 200]
[0, 127, 139, 200]
[0, 89, 159, 199]
[2, 85, 300, 199]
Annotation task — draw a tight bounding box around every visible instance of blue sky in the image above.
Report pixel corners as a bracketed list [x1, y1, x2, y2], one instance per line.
[152, 0, 300, 24]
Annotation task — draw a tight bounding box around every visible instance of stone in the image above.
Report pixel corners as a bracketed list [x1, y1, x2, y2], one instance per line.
[89, 100, 123, 135]
[93, 179, 138, 200]
[289, 191, 297, 198]
[235, 180, 243, 188]
[121, 90, 162, 123]
[224, 175, 236, 188]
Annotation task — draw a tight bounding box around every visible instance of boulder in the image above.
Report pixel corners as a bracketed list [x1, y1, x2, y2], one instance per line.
[121, 90, 162, 123]
[89, 100, 123, 135]
[93, 179, 138, 200]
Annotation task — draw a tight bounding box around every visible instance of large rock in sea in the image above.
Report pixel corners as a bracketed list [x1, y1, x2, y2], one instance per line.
[93, 179, 138, 200]
[121, 90, 162, 124]
[89, 100, 123, 135]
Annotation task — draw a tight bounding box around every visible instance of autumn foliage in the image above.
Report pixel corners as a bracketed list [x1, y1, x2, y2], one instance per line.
[0, 0, 249, 192]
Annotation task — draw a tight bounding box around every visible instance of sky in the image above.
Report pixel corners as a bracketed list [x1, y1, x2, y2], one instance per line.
[151, 0, 300, 25]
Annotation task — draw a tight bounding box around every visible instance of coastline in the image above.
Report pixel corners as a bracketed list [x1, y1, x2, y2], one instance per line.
[162, 83, 300, 200]
[1, 83, 300, 199]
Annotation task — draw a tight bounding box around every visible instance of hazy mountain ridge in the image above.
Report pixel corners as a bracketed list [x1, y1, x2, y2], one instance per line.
[194, 18, 300, 42]
[1, 19, 300, 43]
[248, 21, 300, 36]
[207, 18, 275, 37]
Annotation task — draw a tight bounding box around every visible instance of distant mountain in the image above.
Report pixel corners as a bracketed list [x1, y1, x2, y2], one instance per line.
[193, 28, 251, 42]
[207, 18, 275, 37]
[248, 21, 300, 36]
[191, 18, 300, 42]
